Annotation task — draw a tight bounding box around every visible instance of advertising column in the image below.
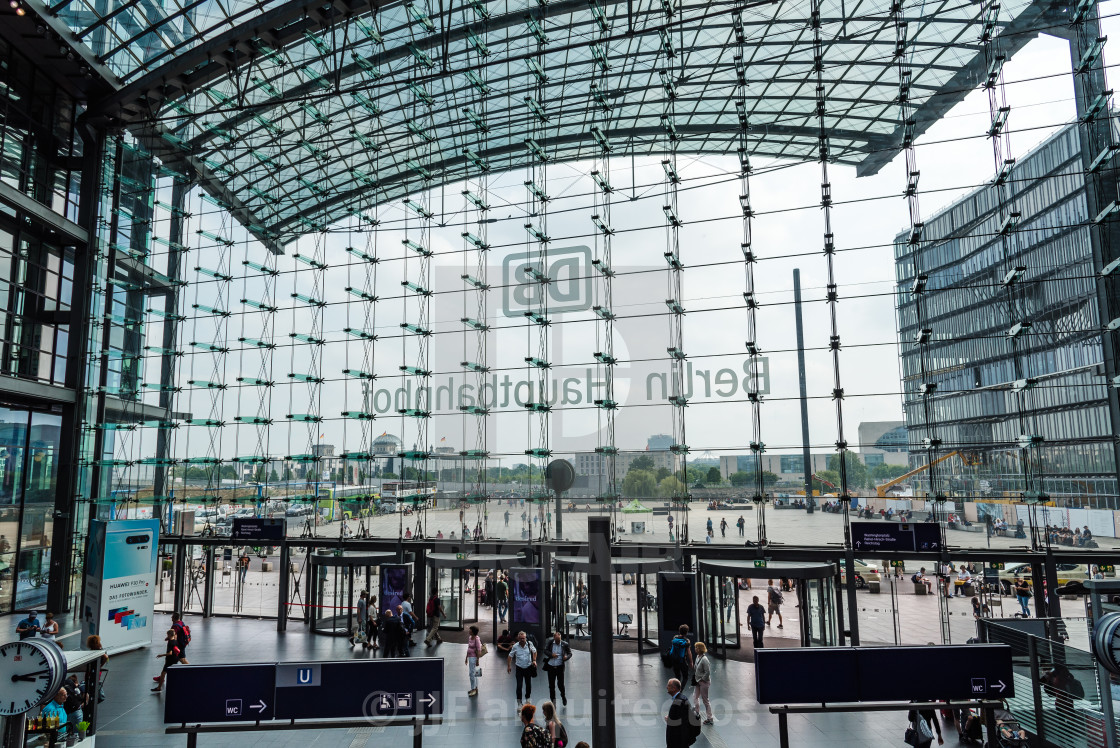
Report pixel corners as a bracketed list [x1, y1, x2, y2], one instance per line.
[510, 568, 544, 643]
[83, 519, 160, 650]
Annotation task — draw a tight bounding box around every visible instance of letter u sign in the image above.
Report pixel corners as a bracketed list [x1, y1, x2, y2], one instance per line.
[298, 667, 313, 684]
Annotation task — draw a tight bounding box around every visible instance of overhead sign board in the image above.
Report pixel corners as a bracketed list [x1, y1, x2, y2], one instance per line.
[274, 659, 443, 720]
[165, 664, 276, 723]
[165, 659, 443, 724]
[231, 517, 286, 542]
[755, 645, 1014, 704]
[850, 522, 941, 553]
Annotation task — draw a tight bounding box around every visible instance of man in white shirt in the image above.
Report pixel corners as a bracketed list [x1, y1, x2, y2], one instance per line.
[955, 567, 972, 597]
[506, 630, 538, 706]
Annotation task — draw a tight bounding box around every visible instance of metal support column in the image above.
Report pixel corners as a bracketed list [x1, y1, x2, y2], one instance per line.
[588, 517, 615, 748]
[794, 269, 813, 510]
[277, 541, 290, 631]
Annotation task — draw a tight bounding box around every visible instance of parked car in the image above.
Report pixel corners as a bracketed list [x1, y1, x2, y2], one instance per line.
[840, 559, 881, 587]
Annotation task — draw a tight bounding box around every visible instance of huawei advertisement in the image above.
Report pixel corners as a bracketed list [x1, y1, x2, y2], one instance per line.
[83, 519, 160, 650]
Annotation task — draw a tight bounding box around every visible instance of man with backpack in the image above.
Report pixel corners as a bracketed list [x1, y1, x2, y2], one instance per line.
[424, 592, 445, 646]
[766, 579, 784, 629]
[736, 516, 745, 537]
[171, 613, 191, 657]
[667, 625, 694, 688]
[62, 674, 87, 732]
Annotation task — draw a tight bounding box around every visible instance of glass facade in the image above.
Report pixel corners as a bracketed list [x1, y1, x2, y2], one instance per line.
[895, 124, 1117, 507]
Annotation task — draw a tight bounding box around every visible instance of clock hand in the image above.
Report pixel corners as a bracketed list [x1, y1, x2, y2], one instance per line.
[11, 669, 50, 682]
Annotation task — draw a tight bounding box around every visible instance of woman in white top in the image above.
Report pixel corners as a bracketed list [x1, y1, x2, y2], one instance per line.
[693, 641, 714, 724]
[40, 612, 59, 640]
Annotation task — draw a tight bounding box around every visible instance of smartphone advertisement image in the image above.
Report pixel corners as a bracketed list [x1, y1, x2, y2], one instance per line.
[83, 519, 160, 650]
[511, 569, 542, 626]
[380, 564, 410, 616]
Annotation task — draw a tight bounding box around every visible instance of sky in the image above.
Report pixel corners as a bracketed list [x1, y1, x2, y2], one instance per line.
[121, 5, 1119, 469]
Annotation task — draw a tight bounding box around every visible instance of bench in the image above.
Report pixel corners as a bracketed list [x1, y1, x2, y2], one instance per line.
[913, 582, 929, 595]
[868, 580, 881, 594]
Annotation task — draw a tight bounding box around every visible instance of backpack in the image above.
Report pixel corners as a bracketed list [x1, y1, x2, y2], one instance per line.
[668, 636, 689, 664]
[522, 723, 550, 748]
[426, 597, 438, 616]
[174, 621, 191, 645]
[768, 587, 783, 605]
[554, 721, 569, 748]
[63, 683, 84, 713]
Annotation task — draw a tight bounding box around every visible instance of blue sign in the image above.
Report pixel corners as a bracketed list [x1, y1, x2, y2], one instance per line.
[851, 521, 941, 553]
[274, 659, 443, 720]
[165, 664, 276, 723]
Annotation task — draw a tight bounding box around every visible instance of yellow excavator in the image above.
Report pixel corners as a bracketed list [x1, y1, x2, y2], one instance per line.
[875, 451, 961, 498]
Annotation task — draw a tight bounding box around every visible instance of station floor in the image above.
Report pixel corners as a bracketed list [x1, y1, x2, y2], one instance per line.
[81, 615, 941, 748]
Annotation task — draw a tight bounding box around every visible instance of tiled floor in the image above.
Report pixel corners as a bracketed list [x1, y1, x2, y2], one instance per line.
[82, 615, 947, 747]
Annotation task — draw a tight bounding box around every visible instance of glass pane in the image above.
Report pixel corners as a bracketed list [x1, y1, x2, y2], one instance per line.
[14, 411, 58, 611]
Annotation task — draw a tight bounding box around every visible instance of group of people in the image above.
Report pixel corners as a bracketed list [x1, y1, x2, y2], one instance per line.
[1046, 524, 1094, 547]
[743, 579, 785, 648]
[15, 610, 60, 641]
[347, 590, 445, 656]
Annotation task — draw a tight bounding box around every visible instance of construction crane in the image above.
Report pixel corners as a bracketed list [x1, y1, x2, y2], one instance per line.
[876, 451, 960, 498]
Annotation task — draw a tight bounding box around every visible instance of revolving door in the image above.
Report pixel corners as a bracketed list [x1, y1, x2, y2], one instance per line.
[697, 559, 839, 657]
[553, 555, 674, 653]
[308, 550, 394, 636]
[426, 553, 523, 639]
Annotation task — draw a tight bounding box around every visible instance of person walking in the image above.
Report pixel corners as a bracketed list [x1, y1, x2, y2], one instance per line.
[507, 630, 538, 706]
[706, 518, 713, 536]
[906, 703, 944, 747]
[424, 591, 445, 645]
[465, 624, 483, 697]
[692, 642, 714, 724]
[351, 590, 369, 647]
[1014, 577, 1032, 617]
[544, 630, 573, 706]
[746, 595, 766, 648]
[737, 515, 745, 537]
[151, 628, 184, 692]
[766, 579, 784, 628]
[664, 678, 699, 748]
[541, 701, 569, 747]
[519, 703, 550, 748]
[667, 625, 693, 687]
[171, 612, 191, 660]
[719, 518, 727, 538]
[497, 573, 509, 623]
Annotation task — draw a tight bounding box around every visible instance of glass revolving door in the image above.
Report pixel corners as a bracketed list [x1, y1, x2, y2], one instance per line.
[308, 550, 392, 636]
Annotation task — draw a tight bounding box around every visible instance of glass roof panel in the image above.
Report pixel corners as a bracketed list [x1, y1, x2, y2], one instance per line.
[54, 0, 1044, 246]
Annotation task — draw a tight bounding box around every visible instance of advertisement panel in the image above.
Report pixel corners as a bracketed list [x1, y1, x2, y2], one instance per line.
[379, 564, 411, 616]
[83, 519, 160, 649]
[510, 568, 543, 634]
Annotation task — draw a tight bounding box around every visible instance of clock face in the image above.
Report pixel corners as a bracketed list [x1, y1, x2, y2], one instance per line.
[1092, 612, 1120, 676]
[0, 641, 62, 716]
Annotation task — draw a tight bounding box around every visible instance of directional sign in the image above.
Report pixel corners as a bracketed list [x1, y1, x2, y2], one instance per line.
[165, 664, 276, 723]
[755, 645, 1014, 704]
[1100, 564, 1116, 574]
[754, 559, 768, 568]
[851, 522, 941, 553]
[990, 562, 1005, 570]
[890, 560, 906, 568]
[273, 658, 443, 720]
[231, 517, 286, 542]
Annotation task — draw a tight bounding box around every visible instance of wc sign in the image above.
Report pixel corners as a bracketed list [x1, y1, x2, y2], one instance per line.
[502, 246, 593, 317]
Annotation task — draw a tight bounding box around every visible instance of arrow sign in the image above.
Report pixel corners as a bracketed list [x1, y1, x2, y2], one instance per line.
[421, 693, 437, 709]
[251, 700, 267, 713]
[994, 680, 1006, 693]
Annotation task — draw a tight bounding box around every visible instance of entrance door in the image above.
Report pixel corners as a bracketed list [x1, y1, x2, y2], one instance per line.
[436, 565, 463, 630]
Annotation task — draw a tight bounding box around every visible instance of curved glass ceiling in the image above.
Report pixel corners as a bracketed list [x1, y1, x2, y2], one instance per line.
[47, 0, 1040, 248]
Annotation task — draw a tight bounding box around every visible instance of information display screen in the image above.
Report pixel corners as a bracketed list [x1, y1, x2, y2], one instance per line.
[231, 517, 285, 542]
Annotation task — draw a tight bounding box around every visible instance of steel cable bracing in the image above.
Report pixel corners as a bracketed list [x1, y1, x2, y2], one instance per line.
[661, 0, 690, 546]
[1070, 0, 1120, 541]
[460, 0, 491, 534]
[398, 0, 437, 540]
[892, 0, 950, 644]
[733, 8, 767, 547]
[589, 0, 620, 537]
[520, 0, 553, 543]
[811, 1, 849, 530]
[977, 0, 1045, 552]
